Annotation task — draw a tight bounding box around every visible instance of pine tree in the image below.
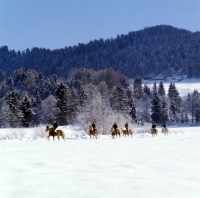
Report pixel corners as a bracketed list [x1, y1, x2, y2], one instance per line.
[158, 81, 166, 97]
[31, 91, 42, 126]
[126, 89, 136, 122]
[143, 84, 151, 98]
[170, 100, 176, 123]
[111, 84, 127, 115]
[0, 98, 11, 127]
[150, 90, 161, 124]
[133, 76, 143, 100]
[6, 91, 23, 127]
[70, 88, 79, 123]
[168, 83, 174, 101]
[99, 81, 111, 134]
[160, 96, 169, 124]
[56, 83, 71, 125]
[21, 95, 32, 127]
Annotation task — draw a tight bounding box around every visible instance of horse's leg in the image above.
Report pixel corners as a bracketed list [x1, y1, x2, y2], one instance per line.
[58, 135, 60, 141]
[53, 135, 55, 141]
[48, 135, 50, 141]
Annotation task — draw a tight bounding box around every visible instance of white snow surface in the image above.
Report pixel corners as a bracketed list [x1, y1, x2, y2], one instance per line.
[1, 125, 200, 198]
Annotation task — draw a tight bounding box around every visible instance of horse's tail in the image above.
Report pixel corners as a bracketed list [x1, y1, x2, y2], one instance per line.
[61, 130, 66, 140]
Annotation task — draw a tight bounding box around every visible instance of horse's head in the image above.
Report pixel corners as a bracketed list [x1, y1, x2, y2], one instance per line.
[46, 126, 50, 132]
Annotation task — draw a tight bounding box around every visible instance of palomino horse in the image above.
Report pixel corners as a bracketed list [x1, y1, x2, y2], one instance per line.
[121, 128, 133, 137]
[46, 126, 65, 141]
[89, 125, 98, 139]
[150, 128, 158, 136]
[111, 127, 120, 139]
[162, 127, 168, 135]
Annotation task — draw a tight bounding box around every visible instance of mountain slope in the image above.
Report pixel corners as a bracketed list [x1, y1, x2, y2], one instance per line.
[0, 25, 200, 78]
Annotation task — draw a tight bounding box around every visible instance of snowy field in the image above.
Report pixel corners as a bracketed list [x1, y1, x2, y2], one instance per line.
[1, 125, 200, 198]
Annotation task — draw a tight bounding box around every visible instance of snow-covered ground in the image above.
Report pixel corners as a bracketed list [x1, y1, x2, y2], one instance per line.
[1, 125, 200, 198]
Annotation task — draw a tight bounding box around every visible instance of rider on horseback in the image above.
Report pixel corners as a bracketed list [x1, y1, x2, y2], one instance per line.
[163, 123, 166, 129]
[125, 121, 128, 132]
[152, 123, 156, 129]
[52, 120, 58, 133]
[113, 122, 118, 132]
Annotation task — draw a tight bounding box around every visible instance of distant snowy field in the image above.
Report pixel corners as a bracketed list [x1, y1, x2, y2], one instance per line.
[1, 125, 200, 198]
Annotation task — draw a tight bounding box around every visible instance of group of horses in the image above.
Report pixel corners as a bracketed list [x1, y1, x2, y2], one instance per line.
[45, 125, 169, 141]
[89, 126, 133, 139]
[150, 127, 169, 136]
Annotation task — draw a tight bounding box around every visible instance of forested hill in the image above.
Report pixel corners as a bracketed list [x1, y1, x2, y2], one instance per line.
[1, 25, 200, 78]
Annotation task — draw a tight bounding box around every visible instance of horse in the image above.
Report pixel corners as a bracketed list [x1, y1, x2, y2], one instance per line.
[45, 126, 65, 141]
[121, 128, 133, 137]
[89, 125, 98, 139]
[150, 128, 158, 136]
[162, 127, 168, 135]
[111, 127, 120, 139]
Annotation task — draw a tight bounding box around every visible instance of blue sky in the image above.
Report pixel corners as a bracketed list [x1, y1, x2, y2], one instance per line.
[1, 0, 200, 51]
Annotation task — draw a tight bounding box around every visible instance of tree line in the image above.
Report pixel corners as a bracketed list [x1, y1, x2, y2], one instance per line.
[0, 67, 200, 132]
[0, 25, 200, 79]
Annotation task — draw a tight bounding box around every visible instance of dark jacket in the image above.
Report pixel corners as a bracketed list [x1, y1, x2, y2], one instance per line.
[92, 123, 96, 129]
[113, 124, 118, 129]
[53, 122, 58, 130]
[125, 123, 128, 128]
[152, 124, 156, 128]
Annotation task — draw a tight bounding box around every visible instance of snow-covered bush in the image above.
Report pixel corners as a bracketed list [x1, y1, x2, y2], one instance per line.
[0, 130, 26, 140]
[32, 125, 47, 139]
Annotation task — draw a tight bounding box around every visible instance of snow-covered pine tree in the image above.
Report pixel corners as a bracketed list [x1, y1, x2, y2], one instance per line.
[21, 95, 32, 127]
[140, 94, 151, 123]
[168, 83, 182, 123]
[56, 83, 71, 125]
[158, 81, 166, 97]
[150, 89, 161, 124]
[160, 96, 169, 124]
[152, 81, 158, 95]
[133, 76, 143, 100]
[119, 76, 129, 90]
[6, 91, 23, 127]
[168, 83, 174, 101]
[99, 81, 111, 134]
[169, 100, 176, 123]
[31, 91, 42, 126]
[41, 95, 57, 124]
[143, 84, 151, 98]
[69, 88, 80, 123]
[0, 98, 11, 127]
[126, 89, 136, 122]
[111, 84, 127, 116]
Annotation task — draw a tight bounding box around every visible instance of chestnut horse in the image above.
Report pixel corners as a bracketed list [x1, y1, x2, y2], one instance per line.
[46, 126, 65, 141]
[150, 128, 158, 136]
[121, 128, 133, 137]
[89, 125, 98, 139]
[111, 127, 121, 139]
[162, 127, 169, 135]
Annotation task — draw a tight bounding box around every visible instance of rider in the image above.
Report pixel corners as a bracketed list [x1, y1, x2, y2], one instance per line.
[162, 123, 166, 129]
[91, 122, 96, 132]
[52, 120, 58, 133]
[125, 121, 128, 132]
[152, 122, 156, 129]
[113, 122, 118, 132]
